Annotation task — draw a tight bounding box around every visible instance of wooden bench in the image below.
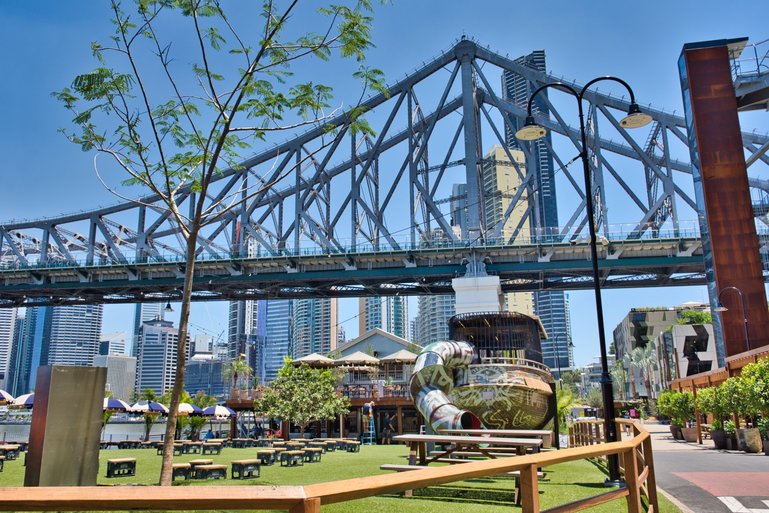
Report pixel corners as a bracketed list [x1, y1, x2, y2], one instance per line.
[202, 442, 223, 455]
[257, 449, 277, 465]
[345, 441, 361, 452]
[188, 458, 214, 478]
[303, 448, 322, 463]
[106, 458, 136, 478]
[380, 463, 542, 504]
[0, 456, 5, 472]
[0, 445, 21, 461]
[171, 463, 191, 481]
[193, 464, 227, 480]
[231, 459, 261, 479]
[280, 450, 304, 467]
[323, 441, 336, 452]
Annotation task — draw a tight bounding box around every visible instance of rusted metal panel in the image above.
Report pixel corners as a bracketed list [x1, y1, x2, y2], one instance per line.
[682, 45, 769, 356]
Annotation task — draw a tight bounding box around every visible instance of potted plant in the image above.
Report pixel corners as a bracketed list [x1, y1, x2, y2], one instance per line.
[695, 385, 729, 450]
[657, 390, 682, 440]
[722, 376, 762, 453]
[674, 392, 698, 442]
[758, 418, 769, 456]
[740, 357, 769, 455]
[723, 420, 737, 450]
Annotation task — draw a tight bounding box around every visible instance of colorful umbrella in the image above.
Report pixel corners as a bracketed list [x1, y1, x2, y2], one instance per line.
[10, 393, 34, 409]
[0, 389, 14, 405]
[130, 400, 169, 414]
[177, 402, 203, 416]
[103, 397, 133, 412]
[202, 405, 236, 417]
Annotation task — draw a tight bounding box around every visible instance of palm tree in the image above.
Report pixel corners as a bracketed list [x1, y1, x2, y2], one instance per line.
[610, 362, 628, 401]
[621, 353, 638, 399]
[629, 344, 659, 400]
[138, 388, 160, 442]
[223, 356, 252, 393]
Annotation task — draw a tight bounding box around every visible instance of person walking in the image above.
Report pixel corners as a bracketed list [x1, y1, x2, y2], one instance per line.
[382, 413, 395, 444]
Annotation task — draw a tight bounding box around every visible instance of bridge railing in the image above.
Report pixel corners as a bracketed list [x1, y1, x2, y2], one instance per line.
[0, 223, 708, 271]
[0, 419, 657, 513]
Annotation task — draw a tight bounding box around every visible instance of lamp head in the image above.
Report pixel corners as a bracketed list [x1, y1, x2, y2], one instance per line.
[164, 300, 174, 313]
[515, 115, 547, 141]
[620, 103, 653, 129]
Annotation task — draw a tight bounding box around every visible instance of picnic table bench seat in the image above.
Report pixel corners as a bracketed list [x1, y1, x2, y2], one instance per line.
[345, 440, 361, 452]
[201, 442, 223, 455]
[231, 459, 261, 479]
[257, 449, 277, 465]
[106, 458, 136, 478]
[172, 463, 191, 481]
[303, 448, 322, 462]
[280, 450, 304, 467]
[193, 464, 227, 480]
[0, 445, 21, 461]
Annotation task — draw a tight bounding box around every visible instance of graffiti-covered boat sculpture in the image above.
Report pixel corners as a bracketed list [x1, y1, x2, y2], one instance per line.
[410, 311, 555, 432]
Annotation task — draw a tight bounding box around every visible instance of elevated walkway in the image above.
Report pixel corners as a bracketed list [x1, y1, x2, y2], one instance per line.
[732, 38, 769, 111]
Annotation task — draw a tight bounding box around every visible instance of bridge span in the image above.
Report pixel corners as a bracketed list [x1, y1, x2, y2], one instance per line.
[0, 234, 712, 307]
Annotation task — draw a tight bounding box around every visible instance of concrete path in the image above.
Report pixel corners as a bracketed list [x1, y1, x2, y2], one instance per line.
[642, 421, 769, 513]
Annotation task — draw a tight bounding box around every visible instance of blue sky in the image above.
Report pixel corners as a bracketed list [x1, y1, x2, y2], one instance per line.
[0, 1, 767, 365]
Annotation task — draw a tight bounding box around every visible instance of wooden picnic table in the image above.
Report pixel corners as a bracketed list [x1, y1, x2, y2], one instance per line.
[440, 428, 553, 447]
[392, 433, 543, 466]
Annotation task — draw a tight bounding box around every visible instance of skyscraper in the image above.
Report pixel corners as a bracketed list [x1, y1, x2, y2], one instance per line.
[503, 51, 572, 370]
[255, 299, 293, 383]
[132, 303, 164, 357]
[135, 318, 189, 396]
[414, 295, 456, 346]
[291, 298, 337, 359]
[0, 307, 17, 389]
[45, 304, 103, 367]
[481, 145, 535, 318]
[358, 296, 408, 339]
[228, 299, 259, 362]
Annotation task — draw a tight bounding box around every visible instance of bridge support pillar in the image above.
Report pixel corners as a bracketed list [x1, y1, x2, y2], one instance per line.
[679, 38, 769, 363]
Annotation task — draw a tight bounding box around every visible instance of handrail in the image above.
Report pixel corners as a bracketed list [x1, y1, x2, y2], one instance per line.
[0, 420, 657, 513]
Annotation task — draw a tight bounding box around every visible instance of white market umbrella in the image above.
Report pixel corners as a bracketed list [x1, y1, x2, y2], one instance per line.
[10, 393, 34, 409]
[202, 405, 236, 418]
[103, 397, 133, 412]
[177, 402, 203, 416]
[0, 389, 14, 405]
[131, 400, 169, 414]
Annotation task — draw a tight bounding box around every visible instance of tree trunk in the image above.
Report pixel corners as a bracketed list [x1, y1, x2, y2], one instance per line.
[158, 233, 197, 486]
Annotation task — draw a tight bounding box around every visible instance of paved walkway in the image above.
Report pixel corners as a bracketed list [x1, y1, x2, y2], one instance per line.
[642, 421, 769, 513]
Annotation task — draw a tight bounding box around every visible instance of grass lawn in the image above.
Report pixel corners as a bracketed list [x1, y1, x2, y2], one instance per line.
[0, 444, 680, 512]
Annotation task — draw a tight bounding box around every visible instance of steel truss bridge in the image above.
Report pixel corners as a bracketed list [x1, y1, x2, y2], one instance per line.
[1, 39, 768, 307]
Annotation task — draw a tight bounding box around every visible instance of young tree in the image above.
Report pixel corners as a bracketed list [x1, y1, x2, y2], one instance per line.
[55, 0, 384, 485]
[255, 359, 349, 437]
[186, 391, 217, 440]
[138, 388, 160, 442]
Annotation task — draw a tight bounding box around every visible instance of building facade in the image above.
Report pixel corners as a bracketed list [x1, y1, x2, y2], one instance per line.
[132, 303, 165, 357]
[0, 307, 17, 389]
[44, 304, 104, 367]
[502, 51, 573, 373]
[135, 318, 189, 396]
[358, 296, 409, 339]
[291, 298, 338, 359]
[413, 294, 455, 346]
[93, 354, 137, 401]
[100, 332, 128, 356]
[185, 354, 226, 400]
[255, 299, 293, 384]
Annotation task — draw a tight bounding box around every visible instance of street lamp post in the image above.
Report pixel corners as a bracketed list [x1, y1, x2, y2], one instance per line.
[714, 286, 750, 352]
[552, 333, 574, 390]
[516, 78, 651, 485]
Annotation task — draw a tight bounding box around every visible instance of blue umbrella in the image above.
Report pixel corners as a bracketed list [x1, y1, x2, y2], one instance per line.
[131, 400, 169, 414]
[10, 393, 34, 409]
[202, 405, 236, 417]
[103, 397, 132, 412]
[177, 402, 203, 416]
[0, 389, 14, 405]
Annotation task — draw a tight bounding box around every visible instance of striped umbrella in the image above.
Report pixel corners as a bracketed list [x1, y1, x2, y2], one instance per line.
[130, 400, 169, 415]
[10, 393, 34, 409]
[0, 389, 14, 405]
[202, 405, 236, 418]
[177, 402, 203, 416]
[103, 397, 133, 412]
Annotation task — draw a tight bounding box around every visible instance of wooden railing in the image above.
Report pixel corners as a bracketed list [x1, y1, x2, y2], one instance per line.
[0, 420, 658, 513]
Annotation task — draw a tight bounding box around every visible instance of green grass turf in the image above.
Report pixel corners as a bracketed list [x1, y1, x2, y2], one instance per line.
[0, 445, 679, 512]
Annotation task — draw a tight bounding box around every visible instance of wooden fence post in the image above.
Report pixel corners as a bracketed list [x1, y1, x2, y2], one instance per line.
[622, 449, 642, 513]
[289, 498, 320, 513]
[643, 436, 660, 513]
[519, 464, 540, 513]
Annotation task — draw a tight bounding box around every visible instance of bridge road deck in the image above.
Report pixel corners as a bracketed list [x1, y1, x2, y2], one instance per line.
[392, 434, 543, 466]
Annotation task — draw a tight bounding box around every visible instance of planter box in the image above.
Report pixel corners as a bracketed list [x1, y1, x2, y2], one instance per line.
[763, 439, 769, 456]
[711, 429, 728, 450]
[736, 428, 762, 453]
[669, 425, 682, 440]
[726, 436, 738, 451]
[681, 427, 698, 443]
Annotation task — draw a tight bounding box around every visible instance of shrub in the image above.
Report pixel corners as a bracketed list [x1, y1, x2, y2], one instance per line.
[657, 390, 694, 427]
